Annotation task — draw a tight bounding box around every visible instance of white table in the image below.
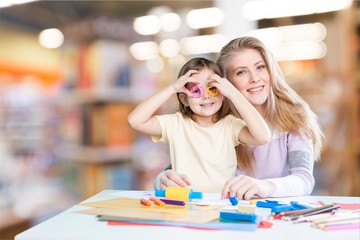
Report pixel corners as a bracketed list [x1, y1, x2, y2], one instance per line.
[15, 190, 360, 240]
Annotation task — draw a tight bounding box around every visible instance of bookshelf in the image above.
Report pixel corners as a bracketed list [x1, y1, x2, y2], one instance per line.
[57, 39, 140, 198]
[57, 89, 137, 198]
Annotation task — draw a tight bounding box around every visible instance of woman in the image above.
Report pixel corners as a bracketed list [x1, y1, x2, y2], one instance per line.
[155, 36, 323, 200]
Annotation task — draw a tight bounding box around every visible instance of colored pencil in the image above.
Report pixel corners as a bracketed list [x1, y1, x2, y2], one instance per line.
[314, 219, 360, 228]
[319, 223, 360, 231]
[283, 204, 340, 221]
[293, 211, 336, 223]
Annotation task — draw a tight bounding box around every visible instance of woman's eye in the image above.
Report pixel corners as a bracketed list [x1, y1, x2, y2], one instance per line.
[257, 64, 266, 70]
[236, 70, 246, 76]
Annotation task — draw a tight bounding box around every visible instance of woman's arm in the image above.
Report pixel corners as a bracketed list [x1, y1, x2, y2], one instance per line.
[221, 133, 315, 199]
[266, 133, 315, 197]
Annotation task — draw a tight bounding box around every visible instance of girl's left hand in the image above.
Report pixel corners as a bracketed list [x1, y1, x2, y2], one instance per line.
[221, 175, 276, 200]
[208, 74, 238, 99]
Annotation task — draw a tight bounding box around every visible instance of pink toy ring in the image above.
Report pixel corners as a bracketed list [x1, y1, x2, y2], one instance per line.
[189, 84, 204, 98]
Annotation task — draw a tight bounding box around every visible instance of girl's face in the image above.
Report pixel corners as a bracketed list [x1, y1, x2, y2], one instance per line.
[185, 68, 224, 124]
[226, 48, 270, 115]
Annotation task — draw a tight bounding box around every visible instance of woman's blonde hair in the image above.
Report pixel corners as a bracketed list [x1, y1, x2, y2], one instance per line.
[216, 36, 323, 174]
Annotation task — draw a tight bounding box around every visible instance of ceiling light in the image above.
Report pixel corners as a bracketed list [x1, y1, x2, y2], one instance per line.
[129, 41, 159, 60]
[272, 41, 327, 61]
[0, 0, 38, 8]
[161, 13, 182, 32]
[159, 39, 180, 58]
[246, 23, 328, 61]
[133, 15, 161, 35]
[242, 0, 352, 20]
[186, 7, 224, 29]
[180, 34, 228, 55]
[38, 28, 64, 49]
[246, 23, 327, 46]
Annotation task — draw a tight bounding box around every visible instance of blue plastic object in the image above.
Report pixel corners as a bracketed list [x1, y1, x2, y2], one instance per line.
[256, 200, 312, 213]
[290, 201, 311, 210]
[220, 211, 257, 223]
[229, 196, 238, 206]
[272, 205, 295, 214]
[256, 200, 283, 208]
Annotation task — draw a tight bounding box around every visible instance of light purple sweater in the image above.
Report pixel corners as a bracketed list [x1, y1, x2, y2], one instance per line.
[239, 128, 315, 197]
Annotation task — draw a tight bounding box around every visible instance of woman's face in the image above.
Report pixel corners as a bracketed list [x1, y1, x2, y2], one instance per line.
[226, 48, 270, 114]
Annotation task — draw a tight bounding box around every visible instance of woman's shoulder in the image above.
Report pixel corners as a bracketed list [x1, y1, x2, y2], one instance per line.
[269, 126, 311, 140]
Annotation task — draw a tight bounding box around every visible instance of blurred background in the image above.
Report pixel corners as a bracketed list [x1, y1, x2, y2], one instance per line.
[0, 0, 359, 239]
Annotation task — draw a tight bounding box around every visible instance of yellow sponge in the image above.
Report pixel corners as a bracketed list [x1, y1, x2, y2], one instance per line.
[237, 204, 256, 214]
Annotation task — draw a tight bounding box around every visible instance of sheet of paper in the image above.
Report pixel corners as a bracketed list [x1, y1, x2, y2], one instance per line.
[75, 206, 221, 223]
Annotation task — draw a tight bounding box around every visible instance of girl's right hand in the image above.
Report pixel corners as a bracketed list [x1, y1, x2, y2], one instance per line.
[159, 170, 192, 189]
[172, 70, 199, 95]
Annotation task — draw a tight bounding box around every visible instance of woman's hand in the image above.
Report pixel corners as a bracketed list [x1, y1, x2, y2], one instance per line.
[221, 175, 276, 200]
[159, 170, 192, 189]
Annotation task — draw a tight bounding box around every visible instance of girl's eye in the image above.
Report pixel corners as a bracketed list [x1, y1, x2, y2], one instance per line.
[189, 85, 202, 98]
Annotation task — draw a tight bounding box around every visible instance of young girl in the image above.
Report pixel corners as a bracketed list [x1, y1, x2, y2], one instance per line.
[128, 57, 270, 192]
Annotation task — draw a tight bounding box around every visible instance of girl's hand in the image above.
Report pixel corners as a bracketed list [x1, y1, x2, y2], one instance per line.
[221, 175, 276, 200]
[172, 70, 199, 96]
[208, 74, 239, 99]
[159, 170, 192, 189]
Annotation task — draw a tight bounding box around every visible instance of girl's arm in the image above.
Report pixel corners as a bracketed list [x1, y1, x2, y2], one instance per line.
[128, 85, 176, 136]
[128, 70, 198, 136]
[210, 74, 270, 145]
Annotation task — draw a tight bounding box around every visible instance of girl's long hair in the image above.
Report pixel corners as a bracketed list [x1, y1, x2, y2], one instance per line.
[216, 36, 323, 174]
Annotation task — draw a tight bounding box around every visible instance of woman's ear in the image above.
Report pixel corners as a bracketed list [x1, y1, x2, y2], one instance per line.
[178, 93, 189, 106]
